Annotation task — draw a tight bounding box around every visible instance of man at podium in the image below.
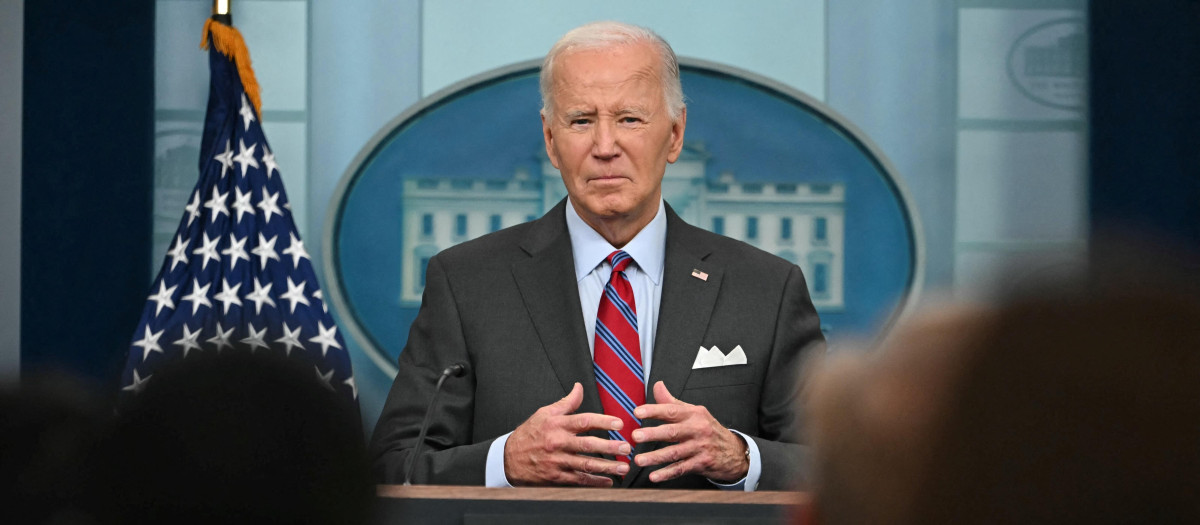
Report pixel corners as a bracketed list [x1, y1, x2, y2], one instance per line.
[370, 21, 824, 490]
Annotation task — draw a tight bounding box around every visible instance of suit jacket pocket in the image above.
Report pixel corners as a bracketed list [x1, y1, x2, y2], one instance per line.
[683, 363, 756, 389]
[679, 383, 758, 432]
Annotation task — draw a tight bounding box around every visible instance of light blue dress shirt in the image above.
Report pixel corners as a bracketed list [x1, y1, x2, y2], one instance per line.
[485, 199, 761, 490]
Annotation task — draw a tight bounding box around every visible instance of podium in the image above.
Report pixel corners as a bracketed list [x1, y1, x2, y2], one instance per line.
[374, 485, 808, 524]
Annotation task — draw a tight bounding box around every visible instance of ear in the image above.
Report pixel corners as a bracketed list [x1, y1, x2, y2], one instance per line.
[666, 106, 687, 164]
[542, 112, 562, 169]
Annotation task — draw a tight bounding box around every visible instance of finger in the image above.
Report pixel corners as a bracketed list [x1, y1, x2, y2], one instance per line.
[566, 454, 630, 477]
[635, 382, 690, 421]
[634, 402, 685, 422]
[633, 441, 698, 468]
[564, 470, 616, 488]
[569, 435, 633, 457]
[648, 455, 704, 483]
[631, 423, 689, 445]
[546, 382, 584, 416]
[559, 411, 623, 435]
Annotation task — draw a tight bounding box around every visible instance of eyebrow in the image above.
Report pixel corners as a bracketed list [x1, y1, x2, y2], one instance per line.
[563, 109, 594, 121]
[562, 106, 651, 121]
[615, 105, 650, 115]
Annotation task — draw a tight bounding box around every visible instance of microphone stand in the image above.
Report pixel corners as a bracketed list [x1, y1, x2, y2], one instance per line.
[403, 363, 466, 485]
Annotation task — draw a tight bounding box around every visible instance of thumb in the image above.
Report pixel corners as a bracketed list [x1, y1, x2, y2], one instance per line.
[547, 382, 584, 415]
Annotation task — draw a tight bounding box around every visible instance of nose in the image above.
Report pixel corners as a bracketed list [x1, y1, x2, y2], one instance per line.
[591, 120, 620, 160]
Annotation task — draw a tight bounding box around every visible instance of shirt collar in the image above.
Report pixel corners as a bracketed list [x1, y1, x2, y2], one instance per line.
[565, 198, 666, 286]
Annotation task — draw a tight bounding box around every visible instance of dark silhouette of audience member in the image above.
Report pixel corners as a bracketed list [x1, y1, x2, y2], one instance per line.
[90, 349, 372, 525]
[805, 275, 1200, 523]
[1, 375, 109, 525]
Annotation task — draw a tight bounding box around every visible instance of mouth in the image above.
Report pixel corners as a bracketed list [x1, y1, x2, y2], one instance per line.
[589, 174, 627, 182]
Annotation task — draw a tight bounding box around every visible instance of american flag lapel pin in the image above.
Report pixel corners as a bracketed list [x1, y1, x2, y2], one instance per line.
[691, 269, 709, 281]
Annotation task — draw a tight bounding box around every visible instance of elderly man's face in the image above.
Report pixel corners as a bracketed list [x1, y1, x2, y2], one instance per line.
[542, 42, 686, 230]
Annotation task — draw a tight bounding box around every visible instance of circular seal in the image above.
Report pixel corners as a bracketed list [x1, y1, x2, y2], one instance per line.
[1006, 18, 1088, 111]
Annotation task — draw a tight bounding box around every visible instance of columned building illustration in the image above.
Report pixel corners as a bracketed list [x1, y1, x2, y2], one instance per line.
[400, 147, 845, 310]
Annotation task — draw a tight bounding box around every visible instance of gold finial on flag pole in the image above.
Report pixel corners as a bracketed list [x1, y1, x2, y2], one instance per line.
[212, 0, 232, 24]
[202, 0, 262, 117]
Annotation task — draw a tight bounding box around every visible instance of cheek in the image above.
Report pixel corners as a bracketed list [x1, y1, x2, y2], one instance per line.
[561, 144, 591, 169]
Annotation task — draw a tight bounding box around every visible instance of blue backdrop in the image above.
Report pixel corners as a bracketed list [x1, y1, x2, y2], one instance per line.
[328, 63, 920, 375]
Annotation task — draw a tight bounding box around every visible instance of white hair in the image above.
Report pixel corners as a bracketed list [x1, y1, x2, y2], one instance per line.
[539, 21, 685, 121]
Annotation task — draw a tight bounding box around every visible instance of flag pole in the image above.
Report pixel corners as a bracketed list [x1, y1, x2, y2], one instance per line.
[201, 1, 261, 118]
[212, 0, 232, 24]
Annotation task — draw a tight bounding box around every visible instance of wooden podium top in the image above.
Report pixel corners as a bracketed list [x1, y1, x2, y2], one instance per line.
[377, 484, 808, 506]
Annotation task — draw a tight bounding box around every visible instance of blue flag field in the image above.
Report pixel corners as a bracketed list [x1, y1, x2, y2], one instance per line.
[119, 20, 357, 406]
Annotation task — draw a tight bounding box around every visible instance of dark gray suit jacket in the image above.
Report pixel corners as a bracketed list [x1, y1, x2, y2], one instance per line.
[370, 200, 824, 489]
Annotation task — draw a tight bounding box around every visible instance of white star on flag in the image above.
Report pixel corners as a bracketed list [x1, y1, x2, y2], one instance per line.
[252, 233, 280, 269]
[222, 233, 250, 271]
[173, 324, 204, 357]
[213, 278, 243, 313]
[181, 278, 212, 315]
[122, 369, 151, 394]
[213, 140, 234, 178]
[193, 233, 222, 271]
[261, 145, 278, 178]
[283, 233, 310, 268]
[241, 323, 270, 352]
[203, 186, 230, 220]
[275, 323, 304, 356]
[280, 277, 310, 313]
[244, 277, 276, 314]
[308, 321, 342, 357]
[185, 191, 202, 226]
[232, 186, 255, 223]
[239, 93, 257, 130]
[315, 366, 335, 391]
[168, 234, 190, 271]
[257, 188, 283, 224]
[206, 322, 235, 352]
[133, 326, 165, 361]
[233, 138, 259, 178]
[313, 290, 328, 313]
[147, 281, 178, 316]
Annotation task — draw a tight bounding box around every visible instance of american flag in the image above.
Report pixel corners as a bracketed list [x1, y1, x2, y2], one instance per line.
[120, 20, 357, 406]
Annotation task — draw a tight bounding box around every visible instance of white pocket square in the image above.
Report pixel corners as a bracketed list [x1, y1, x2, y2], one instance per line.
[692, 345, 748, 369]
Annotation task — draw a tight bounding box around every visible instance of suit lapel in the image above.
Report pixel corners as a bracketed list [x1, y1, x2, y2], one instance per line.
[646, 220, 722, 399]
[511, 201, 603, 416]
[624, 207, 723, 487]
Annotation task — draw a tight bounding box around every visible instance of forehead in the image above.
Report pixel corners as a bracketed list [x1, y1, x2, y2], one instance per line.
[551, 43, 663, 105]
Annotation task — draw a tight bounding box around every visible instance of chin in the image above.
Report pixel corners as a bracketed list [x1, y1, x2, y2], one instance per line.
[574, 194, 625, 213]
[594, 203, 638, 219]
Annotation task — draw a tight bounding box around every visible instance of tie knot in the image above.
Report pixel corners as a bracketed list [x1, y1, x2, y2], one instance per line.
[608, 250, 634, 273]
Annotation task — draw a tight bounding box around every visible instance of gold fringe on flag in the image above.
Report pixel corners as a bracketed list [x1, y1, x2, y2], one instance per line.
[201, 18, 263, 118]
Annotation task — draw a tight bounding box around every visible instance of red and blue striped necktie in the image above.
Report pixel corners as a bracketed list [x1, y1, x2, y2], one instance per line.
[593, 250, 644, 463]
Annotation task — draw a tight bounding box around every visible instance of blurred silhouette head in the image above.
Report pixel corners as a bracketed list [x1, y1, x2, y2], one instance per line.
[807, 278, 1200, 524]
[94, 349, 371, 524]
[1, 375, 109, 525]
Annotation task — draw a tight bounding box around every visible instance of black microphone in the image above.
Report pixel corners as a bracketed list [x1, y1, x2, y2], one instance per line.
[403, 362, 468, 485]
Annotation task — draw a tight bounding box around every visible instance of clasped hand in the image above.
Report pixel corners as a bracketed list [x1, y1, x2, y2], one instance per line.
[503, 381, 749, 486]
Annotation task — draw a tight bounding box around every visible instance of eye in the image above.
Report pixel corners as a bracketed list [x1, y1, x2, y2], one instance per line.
[619, 116, 642, 125]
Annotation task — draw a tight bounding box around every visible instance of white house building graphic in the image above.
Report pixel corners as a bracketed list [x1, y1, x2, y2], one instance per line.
[398, 146, 845, 311]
